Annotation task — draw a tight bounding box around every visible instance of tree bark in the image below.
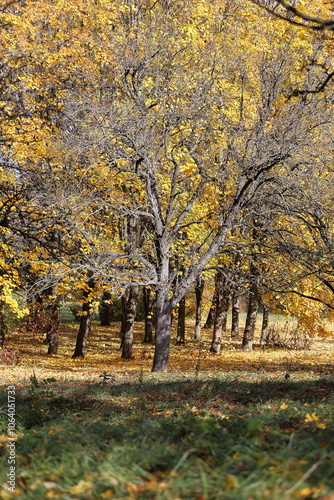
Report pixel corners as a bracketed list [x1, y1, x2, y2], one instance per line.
[194, 277, 204, 340]
[121, 285, 139, 359]
[120, 293, 127, 339]
[72, 276, 94, 358]
[46, 296, 60, 355]
[37, 285, 60, 355]
[231, 292, 240, 338]
[152, 288, 173, 372]
[72, 301, 91, 358]
[203, 284, 216, 329]
[210, 272, 232, 353]
[100, 290, 112, 326]
[143, 286, 154, 343]
[242, 265, 259, 351]
[175, 296, 186, 345]
[260, 305, 270, 343]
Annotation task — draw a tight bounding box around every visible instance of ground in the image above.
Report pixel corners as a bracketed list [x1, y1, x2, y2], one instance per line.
[0, 318, 333, 499]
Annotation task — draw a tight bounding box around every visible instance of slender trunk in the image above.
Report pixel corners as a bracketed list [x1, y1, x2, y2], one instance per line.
[231, 292, 240, 338]
[203, 284, 217, 329]
[143, 287, 154, 343]
[72, 277, 94, 358]
[38, 285, 60, 355]
[194, 277, 204, 340]
[210, 273, 232, 353]
[152, 288, 173, 372]
[121, 286, 139, 359]
[46, 296, 60, 355]
[120, 293, 127, 339]
[0, 300, 8, 348]
[176, 296, 186, 345]
[47, 326, 59, 355]
[260, 305, 270, 343]
[72, 301, 91, 358]
[100, 290, 111, 327]
[242, 267, 259, 351]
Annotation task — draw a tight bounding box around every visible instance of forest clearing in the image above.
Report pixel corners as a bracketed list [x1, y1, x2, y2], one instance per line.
[1, 315, 334, 384]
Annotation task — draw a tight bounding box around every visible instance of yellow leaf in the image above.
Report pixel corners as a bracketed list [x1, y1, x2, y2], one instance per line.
[304, 412, 320, 423]
[225, 474, 239, 489]
[69, 480, 94, 494]
[101, 490, 114, 499]
[45, 491, 61, 499]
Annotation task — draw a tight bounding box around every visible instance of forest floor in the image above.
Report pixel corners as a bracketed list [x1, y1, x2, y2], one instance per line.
[0, 318, 333, 499]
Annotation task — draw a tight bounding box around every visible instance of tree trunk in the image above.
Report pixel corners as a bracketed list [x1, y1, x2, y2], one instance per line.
[143, 287, 154, 343]
[231, 292, 240, 338]
[72, 276, 94, 358]
[0, 300, 8, 348]
[175, 296, 186, 345]
[152, 288, 173, 372]
[260, 305, 270, 343]
[194, 277, 204, 340]
[46, 296, 60, 355]
[203, 284, 217, 329]
[242, 266, 259, 351]
[37, 285, 60, 355]
[100, 290, 112, 326]
[210, 273, 232, 353]
[121, 285, 139, 359]
[120, 293, 127, 339]
[72, 301, 91, 358]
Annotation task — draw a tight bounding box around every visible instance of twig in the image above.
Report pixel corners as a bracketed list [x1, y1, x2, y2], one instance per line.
[284, 456, 325, 495]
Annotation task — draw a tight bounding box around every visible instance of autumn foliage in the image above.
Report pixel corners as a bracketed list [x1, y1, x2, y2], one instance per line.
[0, 0, 334, 372]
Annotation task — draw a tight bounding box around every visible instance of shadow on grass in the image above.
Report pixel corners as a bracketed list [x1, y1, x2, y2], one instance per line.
[0, 375, 334, 499]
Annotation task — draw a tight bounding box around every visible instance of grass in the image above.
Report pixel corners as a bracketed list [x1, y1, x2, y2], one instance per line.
[0, 316, 333, 499]
[1, 374, 333, 499]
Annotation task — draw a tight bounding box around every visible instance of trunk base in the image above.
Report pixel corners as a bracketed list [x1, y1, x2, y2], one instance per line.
[210, 343, 221, 354]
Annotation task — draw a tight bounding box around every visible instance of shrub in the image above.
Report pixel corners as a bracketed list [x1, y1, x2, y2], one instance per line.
[264, 322, 311, 350]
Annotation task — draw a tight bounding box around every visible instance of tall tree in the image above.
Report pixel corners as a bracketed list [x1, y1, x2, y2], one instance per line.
[2, 0, 332, 371]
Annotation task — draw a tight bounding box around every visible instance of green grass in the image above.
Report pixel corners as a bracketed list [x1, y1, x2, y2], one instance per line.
[1, 372, 333, 499]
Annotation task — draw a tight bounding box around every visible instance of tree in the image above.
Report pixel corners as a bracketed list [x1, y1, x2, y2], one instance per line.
[120, 285, 139, 359]
[252, 0, 334, 31]
[2, 0, 332, 371]
[72, 275, 95, 359]
[100, 290, 112, 327]
[251, 1, 334, 93]
[143, 286, 155, 343]
[264, 159, 334, 336]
